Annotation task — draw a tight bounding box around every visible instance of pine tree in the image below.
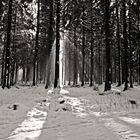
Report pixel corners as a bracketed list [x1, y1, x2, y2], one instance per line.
[89, 0, 94, 87]
[45, 0, 54, 89]
[104, 0, 111, 91]
[81, 5, 85, 87]
[33, 0, 40, 86]
[54, 0, 61, 88]
[2, 0, 13, 89]
[10, 5, 17, 86]
[123, 0, 129, 91]
[1, 38, 6, 85]
[116, 0, 121, 86]
[128, 0, 133, 88]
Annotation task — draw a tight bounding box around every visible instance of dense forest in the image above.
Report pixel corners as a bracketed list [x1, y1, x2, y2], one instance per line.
[0, 0, 140, 91]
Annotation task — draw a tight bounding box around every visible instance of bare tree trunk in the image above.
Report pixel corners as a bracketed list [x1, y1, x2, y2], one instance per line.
[104, 0, 111, 91]
[14, 63, 18, 84]
[123, 0, 129, 91]
[68, 44, 71, 85]
[1, 37, 6, 85]
[10, 7, 17, 86]
[89, 1, 94, 87]
[99, 42, 101, 85]
[33, 0, 40, 86]
[139, 48, 140, 84]
[45, 0, 54, 88]
[81, 5, 85, 87]
[116, 0, 121, 86]
[2, 0, 13, 89]
[128, 0, 133, 88]
[45, 55, 51, 88]
[54, 0, 60, 88]
[73, 22, 77, 85]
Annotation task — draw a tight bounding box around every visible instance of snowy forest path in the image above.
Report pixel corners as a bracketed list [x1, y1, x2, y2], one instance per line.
[39, 87, 140, 140]
[2, 86, 140, 140]
[39, 94, 119, 140]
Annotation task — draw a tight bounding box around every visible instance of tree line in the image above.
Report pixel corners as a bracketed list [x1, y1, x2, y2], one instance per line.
[0, 0, 140, 91]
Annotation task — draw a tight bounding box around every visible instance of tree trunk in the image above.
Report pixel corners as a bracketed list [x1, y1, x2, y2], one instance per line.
[139, 48, 140, 84]
[128, 0, 133, 88]
[54, 0, 60, 88]
[73, 22, 77, 85]
[81, 9, 85, 86]
[2, 0, 13, 89]
[22, 66, 26, 83]
[14, 63, 18, 84]
[33, 0, 40, 86]
[45, 0, 54, 88]
[123, 0, 129, 91]
[104, 0, 111, 91]
[116, 0, 121, 86]
[0, 0, 2, 20]
[89, 1, 94, 87]
[10, 7, 17, 86]
[68, 44, 71, 85]
[99, 42, 101, 85]
[1, 37, 6, 85]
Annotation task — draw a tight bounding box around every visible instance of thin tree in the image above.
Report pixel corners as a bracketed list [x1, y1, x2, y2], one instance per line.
[10, 6, 17, 86]
[123, 0, 129, 91]
[2, 0, 13, 89]
[104, 0, 111, 91]
[1, 37, 6, 85]
[89, 0, 94, 87]
[116, 0, 121, 86]
[73, 4, 78, 86]
[54, 0, 61, 88]
[81, 5, 85, 86]
[33, 0, 40, 86]
[138, 5, 140, 84]
[73, 22, 78, 85]
[128, 0, 133, 88]
[0, 0, 2, 20]
[99, 42, 101, 85]
[45, 0, 54, 89]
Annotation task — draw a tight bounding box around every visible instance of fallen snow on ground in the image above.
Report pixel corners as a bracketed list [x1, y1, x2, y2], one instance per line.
[0, 85, 48, 140]
[60, 88, 70, 95]
[8, 107, 48, 140]
[103, 118, 140, 140]
[0, 84, 140, 140]
[119, 116, 140, 126]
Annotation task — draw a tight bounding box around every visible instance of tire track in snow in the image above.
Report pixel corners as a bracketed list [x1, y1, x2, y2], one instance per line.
[63, 95, 140, 140]
[7, 101, 50, 140]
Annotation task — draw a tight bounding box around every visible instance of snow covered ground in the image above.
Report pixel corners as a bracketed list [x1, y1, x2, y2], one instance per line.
[0, 84, 140, 140]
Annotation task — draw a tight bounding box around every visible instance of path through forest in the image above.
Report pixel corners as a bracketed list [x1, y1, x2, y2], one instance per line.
[0, 85, 140, 140]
